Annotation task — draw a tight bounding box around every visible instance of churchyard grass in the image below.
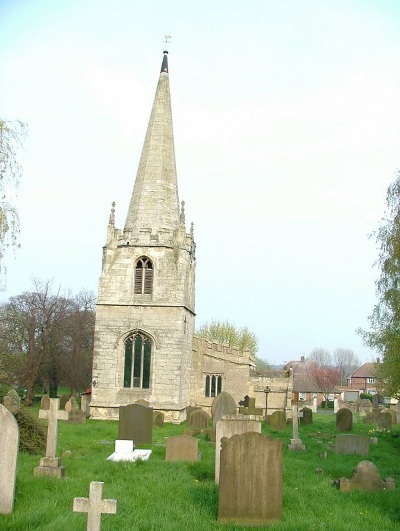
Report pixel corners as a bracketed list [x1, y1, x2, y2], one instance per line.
[1, 411, 399, 530]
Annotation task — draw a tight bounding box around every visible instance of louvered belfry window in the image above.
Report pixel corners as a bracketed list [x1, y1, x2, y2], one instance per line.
[134, 257, 153, 295]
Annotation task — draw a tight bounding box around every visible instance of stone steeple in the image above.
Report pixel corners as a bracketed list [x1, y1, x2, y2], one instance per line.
[124, 51, 180, 240]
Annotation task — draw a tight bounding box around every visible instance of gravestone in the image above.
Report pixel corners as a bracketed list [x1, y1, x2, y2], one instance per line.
[0, 404, 19, 514]
[165, 435, 199, 462]
[81, 392, 91, 418]
[107, 440, 152, 462]
[186, 406, 201, 423]
[153, 411, 164, 427]
[387, 409, 397, 425]
[238, 397, 263, 416]
[73, 481, 117, 531]
[358, 399, 373, 417]
[66, 396, 86, 424]
[377, 411, 392, 431]
[335, 434, 369, 456]
[189, 409, 209, 429]
[397, 401, 400, 424]
[40, 394, 51, 410]
[59, 393, 70, 410]
[339, 461, 394, 492]
[336, 408, 352, 432]
[34, 398, 69, 478]
[212, 392, 237, 424]
[135, 399, 150, 407]
[238, 395, 250, 407]
[215, 415, 261, 483]
[300, 406, 313, 425]
[3, 389, 21, 414]
[218, 432, 282, 525]
[288, 405, 305, 450]
[269, 411, 286, 431]
[118, 404, 153, 445]
[372, 393, 384, 408]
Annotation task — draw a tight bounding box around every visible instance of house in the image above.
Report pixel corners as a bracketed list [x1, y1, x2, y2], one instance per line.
[345, 362, 382, 397]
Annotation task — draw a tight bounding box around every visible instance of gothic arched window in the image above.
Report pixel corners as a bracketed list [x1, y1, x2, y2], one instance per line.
[123, 332, 152, 389]
[134, 257, 153, 295]
[205, 374, 222, 397]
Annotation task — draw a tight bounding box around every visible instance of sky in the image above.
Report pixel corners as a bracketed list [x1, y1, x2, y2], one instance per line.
[0, 0, 400, 366]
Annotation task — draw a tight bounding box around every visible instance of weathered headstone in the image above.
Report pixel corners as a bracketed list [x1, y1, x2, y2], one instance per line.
[34, 397, 69, 478]
[358, 399, 373, 417]
[152, 411, 164, 427]
[336, 407, 352, 432]
[66, 396, 86, 424]
[81, 392, 91, 418]
[73, 481, 117, 531]
[335, 434, 369, 456]
[59, 393, 71, 410]
[186, 406, 201, 423]
[0, 404, 19, 514]
[377, 411, 392, 431]
[288, 405, 305, 450]
[3, 389, 21, 414]
[165, 435, 199, 462]
[269, 411, 286, 431]
[372, 393, 384, 408]
[300, 406, 313, 425]
[189, 409, 209, 429]
[135, 399, 150, 407]
[218, 432, 282, 525]
[118, 403, 153, 445]
[212, 391, 237, 424]
[339, 461, 395, 492]
[215, 415, 261, 483]
[397, 401, 400, 424]
[238, 397, 263, 416]
[40, 394, 51, 410]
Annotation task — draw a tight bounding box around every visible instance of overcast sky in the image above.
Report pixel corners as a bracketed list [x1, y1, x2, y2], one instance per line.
[1, 1, 399, 366]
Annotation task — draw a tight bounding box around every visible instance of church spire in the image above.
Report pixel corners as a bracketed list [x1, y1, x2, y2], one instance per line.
[124, 51, 180, 237]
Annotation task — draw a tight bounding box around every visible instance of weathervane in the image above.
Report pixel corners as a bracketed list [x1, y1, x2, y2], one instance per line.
[163, 34, 172, 51]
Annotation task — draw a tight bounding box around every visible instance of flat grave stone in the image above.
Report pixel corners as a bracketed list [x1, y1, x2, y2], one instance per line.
[0, 404, 19, 514]
[107, 440, 152, 462]
[335, 434, 369, 456]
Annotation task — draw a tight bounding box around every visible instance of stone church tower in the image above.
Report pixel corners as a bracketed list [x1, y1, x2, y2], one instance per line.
[90, 51, 196, 422]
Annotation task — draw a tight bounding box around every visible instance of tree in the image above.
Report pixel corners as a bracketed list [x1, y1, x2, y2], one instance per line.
[358, 171, 400, 397]
[306, 361, 342, 408]
[308, 348, 332, 366]
[0, 119, 26, 280]
[333, 348, 360, 380]
[196, 320, 259, 354]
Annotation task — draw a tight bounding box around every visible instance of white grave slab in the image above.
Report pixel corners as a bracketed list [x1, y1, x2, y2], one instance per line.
[107, 440, 152, 462]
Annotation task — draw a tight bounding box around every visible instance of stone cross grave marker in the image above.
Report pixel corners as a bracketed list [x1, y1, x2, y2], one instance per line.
[238, 397, 263, 416]
[34, 397, 69, 478]
[288, 405, 305, 450]
[0, 404, 19, 514]
[73, 481, 117, 531]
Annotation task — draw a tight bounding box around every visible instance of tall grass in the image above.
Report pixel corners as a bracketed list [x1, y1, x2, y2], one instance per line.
[1, 412, 399, 530]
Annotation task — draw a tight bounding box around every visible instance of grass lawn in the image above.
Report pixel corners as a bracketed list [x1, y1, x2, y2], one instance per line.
[1, 409, 400, 530]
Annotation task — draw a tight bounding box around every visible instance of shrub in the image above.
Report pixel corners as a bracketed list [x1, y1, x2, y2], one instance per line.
[360, 392, 373, 401]
[14, 406, 46, 454]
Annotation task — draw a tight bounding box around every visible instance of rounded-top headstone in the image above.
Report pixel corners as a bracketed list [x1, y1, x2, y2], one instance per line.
[3, 389, 21, 414]
[336, 407, 353, 432]
[40, 394, 51, 410]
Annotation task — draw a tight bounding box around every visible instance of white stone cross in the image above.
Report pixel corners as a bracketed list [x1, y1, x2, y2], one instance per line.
[73, 481, 117, 531]
[39, 398, 68, 458]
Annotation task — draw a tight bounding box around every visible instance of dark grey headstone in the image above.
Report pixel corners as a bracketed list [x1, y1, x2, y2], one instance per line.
[153, 411, 164, 427]
[269, 411, 286, 431]
[336, 408, 352, 432]
[335, 434, 369, 455]
[218, 432, 282, 525]
[300, 407, 313, 425]
[377, 412, 392, 431]
[118, 404, 153, 445]
[59, 394, 70, 410]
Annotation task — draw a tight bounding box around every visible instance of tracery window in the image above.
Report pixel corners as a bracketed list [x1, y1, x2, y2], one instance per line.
[204, 374, 222, 397]
[134, 257, 153, 295]
[123, 332, 151, 389]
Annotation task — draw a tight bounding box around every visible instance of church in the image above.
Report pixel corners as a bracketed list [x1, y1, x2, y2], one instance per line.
[89, 51, 291, 422]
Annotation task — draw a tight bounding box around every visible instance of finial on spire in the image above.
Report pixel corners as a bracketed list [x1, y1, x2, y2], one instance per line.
[161, 35, 171, 73]
[109, 201, 116, 226]
[180, 200, 186, 226]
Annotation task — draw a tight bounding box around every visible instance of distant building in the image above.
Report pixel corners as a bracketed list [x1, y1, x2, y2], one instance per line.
[346, 362, 382, 395]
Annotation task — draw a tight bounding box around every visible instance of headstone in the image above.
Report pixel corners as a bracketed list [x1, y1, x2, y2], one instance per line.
[218, 432, 282, 525]
[81, 392, 91, 418]
[372, 393, 384, 408]
[215, 415, 261, 483]
[152, 411, 164, 427]
[358, 399, 373, 417]
[397, 401, 400, 424]
[66, 396, 86, 424]
[186, 406, 201, 423]
[300, 406, 313, 425]
[387, 408, 397, 425]
[238, 395, 250, 407]
[339, 461, 394, 492]
[269, 411, 286, 431]
[288, 405, 305, 450]
[238, 397, 263, 416]
[189, 409, 209, 429]
[34, 397, 69, 478]
[40, 394, 50, 410]
[135, 399, 150, 407]
[107, 440, 152, 462]
[336, 408, 352, 432]
[3, 389, 21, 414]
[333, 398, 339, 413]
[118, 404, 153, 445]
[0, 404, 19, 514]
[59, 393, 70, 410]
[335, 434, 369, 456]
[212, 392, 237, 440]
[73, 481, 117, 531]
[165, 435, 199, 462]
[377, 411, 392, 431]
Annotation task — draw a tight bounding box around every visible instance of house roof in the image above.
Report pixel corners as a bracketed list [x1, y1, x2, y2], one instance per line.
[350, 363, 378, 378]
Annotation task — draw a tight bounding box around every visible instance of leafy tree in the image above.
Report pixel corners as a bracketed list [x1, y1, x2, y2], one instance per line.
[306, 361, 342, 408]
[196, 320, 259, 354]
[358, 171, 400, 397]
[0, 119, 26, 280]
